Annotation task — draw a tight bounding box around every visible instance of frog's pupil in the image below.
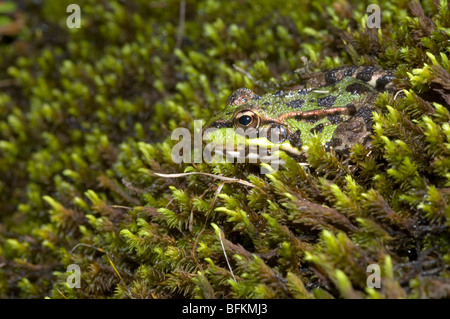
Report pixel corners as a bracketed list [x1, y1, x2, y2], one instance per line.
[239, 115, 252, 126]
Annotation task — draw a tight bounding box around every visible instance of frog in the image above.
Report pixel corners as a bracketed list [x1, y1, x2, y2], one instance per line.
[203, 66, 395, 164]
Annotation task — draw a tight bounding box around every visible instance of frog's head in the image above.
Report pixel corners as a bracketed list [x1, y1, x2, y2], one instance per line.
[203, 77, 380, 164]
[203, 88, 303, 164]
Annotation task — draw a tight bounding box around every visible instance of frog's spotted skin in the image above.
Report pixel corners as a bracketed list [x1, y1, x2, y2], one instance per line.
[204, 66, 394, 161]
[304, 66, 395, 92]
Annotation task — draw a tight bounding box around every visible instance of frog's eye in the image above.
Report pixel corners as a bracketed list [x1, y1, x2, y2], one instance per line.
[234, 110, 260, 129]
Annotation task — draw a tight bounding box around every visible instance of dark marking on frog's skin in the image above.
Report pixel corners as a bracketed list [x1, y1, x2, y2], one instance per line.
[355, 107, 375, 125]
[355, 66, 375, 82]
[304, 115, 319, 123]
[286, 99, 305, 108]
[317, 95, 337, 108]
[345, 103, 357, 115]
[273, 90, 284, 97]
[327, 114, 343, 125]
[325, 69, 337, 86]
[310, 123, 325, 134]
[264, 102, 271, 106]
[346, 82, 372, 95]
[332, 137, 343, 147]
[343, 66, 357, 77]
[288, 129, 303, 149]
[375, 73, 395, 91]
[298, 89, 311, 95]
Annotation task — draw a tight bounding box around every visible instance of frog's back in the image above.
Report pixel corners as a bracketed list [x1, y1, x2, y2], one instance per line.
[303, 65, 395, 92]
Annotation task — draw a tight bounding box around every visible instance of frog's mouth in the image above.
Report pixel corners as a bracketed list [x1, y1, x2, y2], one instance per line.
[204, 143, 283, 165]
[202, 127, 301, 165]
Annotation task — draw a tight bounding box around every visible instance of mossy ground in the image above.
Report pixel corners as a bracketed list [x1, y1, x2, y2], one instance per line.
[0, 0, 449, 298]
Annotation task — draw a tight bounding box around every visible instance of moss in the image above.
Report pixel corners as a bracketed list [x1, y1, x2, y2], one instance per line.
[0, 0, 449, 298]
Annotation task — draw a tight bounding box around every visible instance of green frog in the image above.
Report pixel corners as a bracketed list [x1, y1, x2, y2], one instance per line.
[203, 66, 395, 165]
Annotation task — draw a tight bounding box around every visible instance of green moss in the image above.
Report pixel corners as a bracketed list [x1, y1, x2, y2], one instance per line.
[0, 0, 448, 299]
